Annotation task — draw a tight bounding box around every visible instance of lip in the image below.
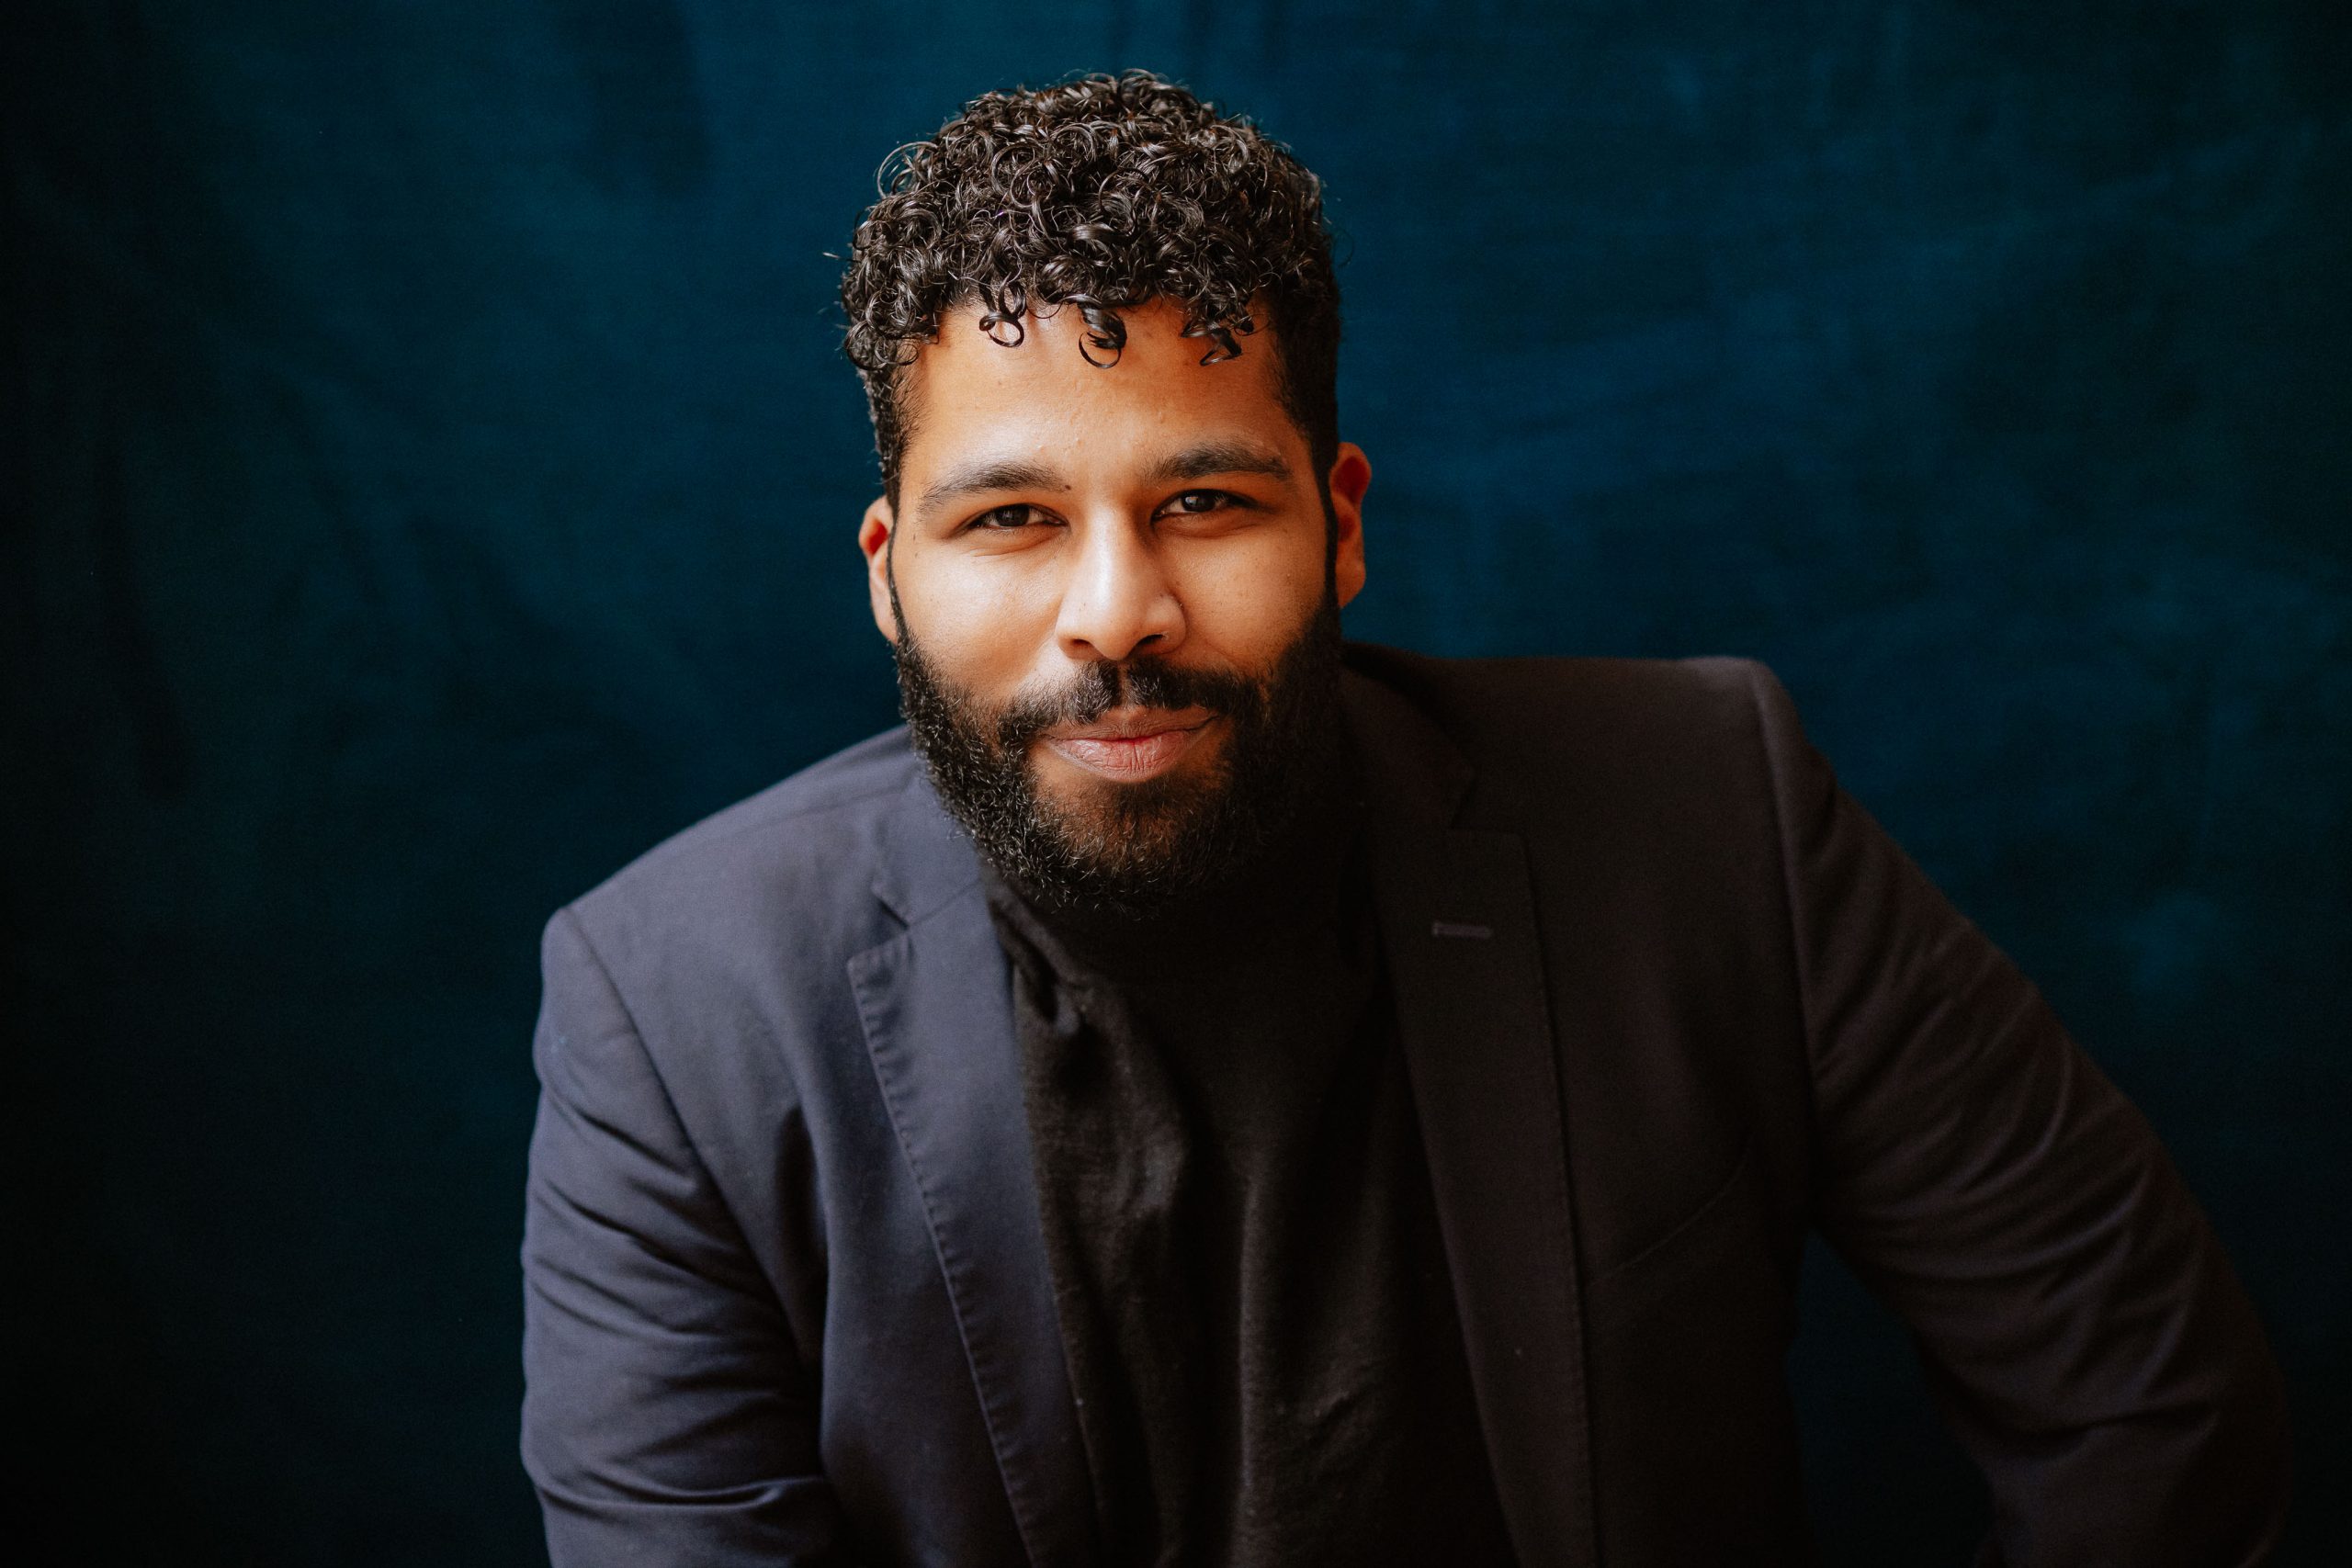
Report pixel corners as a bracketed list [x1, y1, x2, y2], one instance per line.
[1040, 707, 1216, 784]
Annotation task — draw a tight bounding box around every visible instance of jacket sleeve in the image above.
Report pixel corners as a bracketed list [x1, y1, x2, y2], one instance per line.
[1745, 663, 2290, 1565]
[521, 906, 851, 1566]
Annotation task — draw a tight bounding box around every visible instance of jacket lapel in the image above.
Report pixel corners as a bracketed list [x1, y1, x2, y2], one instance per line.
[1346, 671, 1600, 1568]
[848, 774, 1093, 1568]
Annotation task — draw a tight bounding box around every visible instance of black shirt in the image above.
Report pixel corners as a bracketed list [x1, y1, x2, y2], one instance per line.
[981, 781, 1516, 1567]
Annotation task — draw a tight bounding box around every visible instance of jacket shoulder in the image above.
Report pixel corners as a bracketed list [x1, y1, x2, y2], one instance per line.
[1344, 642, 1786, 807]
[559, 726, 921, 983]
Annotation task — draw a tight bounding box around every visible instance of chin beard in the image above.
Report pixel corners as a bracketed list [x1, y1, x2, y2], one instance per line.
[892, 598, 1346, 919]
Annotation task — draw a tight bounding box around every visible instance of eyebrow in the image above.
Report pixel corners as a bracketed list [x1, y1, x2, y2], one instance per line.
[913, 441, 1295, 522]
[916, 458, 1069, 519]
[1146, 441, 1294, 486]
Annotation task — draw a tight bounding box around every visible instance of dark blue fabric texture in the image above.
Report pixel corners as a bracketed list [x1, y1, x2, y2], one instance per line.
[6, 4, 2346, 1563]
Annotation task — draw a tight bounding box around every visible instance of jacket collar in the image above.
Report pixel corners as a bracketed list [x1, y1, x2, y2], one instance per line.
[868, 763, 984, 930]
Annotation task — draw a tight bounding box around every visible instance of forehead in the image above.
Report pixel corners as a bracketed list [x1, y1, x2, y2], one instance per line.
[899, 299, 1295, 468]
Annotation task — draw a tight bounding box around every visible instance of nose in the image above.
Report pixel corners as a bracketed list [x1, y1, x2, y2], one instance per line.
[1053, 517, 1185, 665]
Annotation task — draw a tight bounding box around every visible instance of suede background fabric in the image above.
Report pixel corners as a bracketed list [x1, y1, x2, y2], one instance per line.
[7, 4, 2346, 1563]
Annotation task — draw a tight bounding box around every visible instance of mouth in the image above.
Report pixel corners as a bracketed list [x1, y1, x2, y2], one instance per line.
[1039, 706, 1217, 784]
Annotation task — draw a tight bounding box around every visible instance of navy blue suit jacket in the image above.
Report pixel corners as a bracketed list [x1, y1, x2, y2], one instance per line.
[521, 648, 2288, 1565]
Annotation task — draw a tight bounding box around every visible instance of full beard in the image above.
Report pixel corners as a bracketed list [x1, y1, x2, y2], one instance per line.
[892, 596, 1348, 919]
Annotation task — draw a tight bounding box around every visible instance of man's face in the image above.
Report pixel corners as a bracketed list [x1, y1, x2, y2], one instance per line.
[857, 298, 1371, 907]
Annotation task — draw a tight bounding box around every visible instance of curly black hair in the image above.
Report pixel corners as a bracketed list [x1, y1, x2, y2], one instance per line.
[839, 71, 1341, 505]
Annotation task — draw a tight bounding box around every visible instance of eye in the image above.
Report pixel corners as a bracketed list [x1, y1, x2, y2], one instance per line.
[1161, 489, 1240, 516]
[967, 503, 1051, 532]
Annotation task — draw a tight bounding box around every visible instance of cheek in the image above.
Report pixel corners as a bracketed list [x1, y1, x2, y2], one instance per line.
[898, 553, 1061, 692]
[1174, 530, 1327, 659]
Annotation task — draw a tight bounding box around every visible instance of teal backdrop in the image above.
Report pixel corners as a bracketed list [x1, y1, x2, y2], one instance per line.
[7, 3, 2346, 1562]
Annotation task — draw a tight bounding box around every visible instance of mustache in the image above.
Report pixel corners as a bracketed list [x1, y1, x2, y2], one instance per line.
[992, 659, 1265, 752]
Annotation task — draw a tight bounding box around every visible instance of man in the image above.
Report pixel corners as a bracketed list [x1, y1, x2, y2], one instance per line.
[521, 72, 2289, 1566]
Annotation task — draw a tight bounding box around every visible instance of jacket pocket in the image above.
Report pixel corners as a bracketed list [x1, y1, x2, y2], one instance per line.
[1578, 1127, 1808, 1562]
[1584, 1129, 1760, 1333]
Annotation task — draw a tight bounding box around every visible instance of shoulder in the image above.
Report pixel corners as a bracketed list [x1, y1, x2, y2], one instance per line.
[1345, 639, 1774, 723]
[528, 730, 932, 1297]
[1342, 642, 1792, 813]
[552, 726, 922, 998]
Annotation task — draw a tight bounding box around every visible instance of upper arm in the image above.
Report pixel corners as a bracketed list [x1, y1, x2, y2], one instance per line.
[522, 907, 850, 1565]
[1742, 663, 2290, 1566]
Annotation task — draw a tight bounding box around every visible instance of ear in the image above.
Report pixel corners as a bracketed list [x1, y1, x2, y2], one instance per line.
[1327, 442, 1372, 608]
[857, 495, 900, 644]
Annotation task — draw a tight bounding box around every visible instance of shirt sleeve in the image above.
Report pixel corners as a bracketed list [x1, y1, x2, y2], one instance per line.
[1745, 661, 2291, 1566]
[521, 905, 854, 1566]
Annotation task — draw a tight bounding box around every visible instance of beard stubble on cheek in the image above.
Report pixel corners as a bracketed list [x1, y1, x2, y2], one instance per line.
[890, 595, 1346, 916]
